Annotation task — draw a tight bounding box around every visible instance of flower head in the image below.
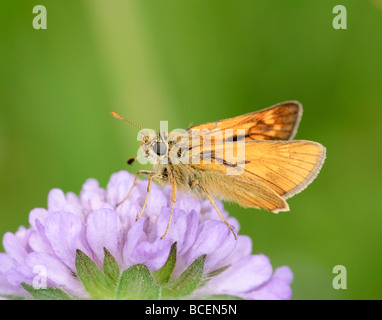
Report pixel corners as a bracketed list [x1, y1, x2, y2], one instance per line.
[0, 170, 293, 300]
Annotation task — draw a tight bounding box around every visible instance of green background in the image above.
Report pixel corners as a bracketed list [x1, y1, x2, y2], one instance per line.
[1, 0, 381, 299]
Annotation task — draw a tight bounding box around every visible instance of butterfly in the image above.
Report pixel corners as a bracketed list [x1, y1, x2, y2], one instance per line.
[111, 101, 326, 240]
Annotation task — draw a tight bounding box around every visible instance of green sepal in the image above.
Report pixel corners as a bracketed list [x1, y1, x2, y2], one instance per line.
[152, 242, 177, 285]
[103, 248, 120, 285]
[198, 264, 230, 288]
[161, 254, 206, 300]
[75, 249, 115, 299]
[115, 264, 160, 300]
[21, 283, 74, 300]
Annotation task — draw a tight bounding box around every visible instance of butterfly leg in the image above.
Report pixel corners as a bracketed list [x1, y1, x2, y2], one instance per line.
[135, 173, 154, 221]
[160, 168, 176, 239]
[196, 181, 238, 240]
[116, 170, 155, 207]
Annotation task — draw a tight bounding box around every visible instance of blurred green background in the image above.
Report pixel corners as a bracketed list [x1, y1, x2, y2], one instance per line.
[1, 0, 382, 299]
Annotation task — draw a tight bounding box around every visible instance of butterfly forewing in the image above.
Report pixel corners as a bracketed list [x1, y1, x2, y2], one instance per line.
[188, 101, 302, 141]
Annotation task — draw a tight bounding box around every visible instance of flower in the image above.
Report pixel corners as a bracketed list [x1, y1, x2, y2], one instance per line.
[0, 170, 293, 300]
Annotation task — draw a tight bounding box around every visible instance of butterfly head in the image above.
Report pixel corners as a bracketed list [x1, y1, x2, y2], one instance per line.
[139, 130, 169, 160]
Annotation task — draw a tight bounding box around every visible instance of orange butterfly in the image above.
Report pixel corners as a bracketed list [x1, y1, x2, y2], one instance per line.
[112, 101, 326, 240]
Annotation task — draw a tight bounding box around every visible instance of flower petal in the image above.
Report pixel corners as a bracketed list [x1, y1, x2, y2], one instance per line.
[25, 252, 87, 297]
[245, 266, 294, 300]
[122, 217, 145, 268]
[0, 253, 14, 273]
[179, 210, 198, 255]
[130, 238, 173, 271]
[184, 220, 237, 273]
[5, 265, 34, 287]
[245, 267, 293, 300]
[0, 274, 27, 296]
[47, 189, 67, 213]
[27, 230, 51, 253]
[274, 265, 294, 284]
[106, 170, 135, 207]
[80, 179, 105, 213]
[28, 208, 49, 230]
[200, 254, 273, 295]
[44, 212, 90, 270]
[174, 195, 202, 215]
[2, 232, 27, 265]
[214, 235, 252, 270]
[136, 182, 167, 218]
[157, 208, 187, 247]
[116, 197, 140, 232]
[34, 219, 54, 253]
[86, 208, 120, 265]
[156, 208, 199, 255]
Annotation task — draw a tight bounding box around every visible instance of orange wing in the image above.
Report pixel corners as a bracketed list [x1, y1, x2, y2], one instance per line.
[188, 101, 302, 141]
[240, 140, 326, 199]
[187, 140, 325, 213]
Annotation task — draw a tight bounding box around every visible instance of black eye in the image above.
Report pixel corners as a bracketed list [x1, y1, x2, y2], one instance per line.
[153, 142, 167, 156]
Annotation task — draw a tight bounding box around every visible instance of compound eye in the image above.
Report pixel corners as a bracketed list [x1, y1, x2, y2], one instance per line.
[154, 142, 167, 156]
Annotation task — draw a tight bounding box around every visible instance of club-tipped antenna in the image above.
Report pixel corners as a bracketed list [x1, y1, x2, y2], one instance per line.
[111, 111, 144, 130]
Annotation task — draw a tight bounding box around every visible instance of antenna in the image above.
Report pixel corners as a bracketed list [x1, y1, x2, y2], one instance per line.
[110, 111, 144, 130]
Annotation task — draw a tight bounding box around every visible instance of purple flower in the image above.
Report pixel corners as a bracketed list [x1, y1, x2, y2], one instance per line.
[0, 170, 293, 300]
